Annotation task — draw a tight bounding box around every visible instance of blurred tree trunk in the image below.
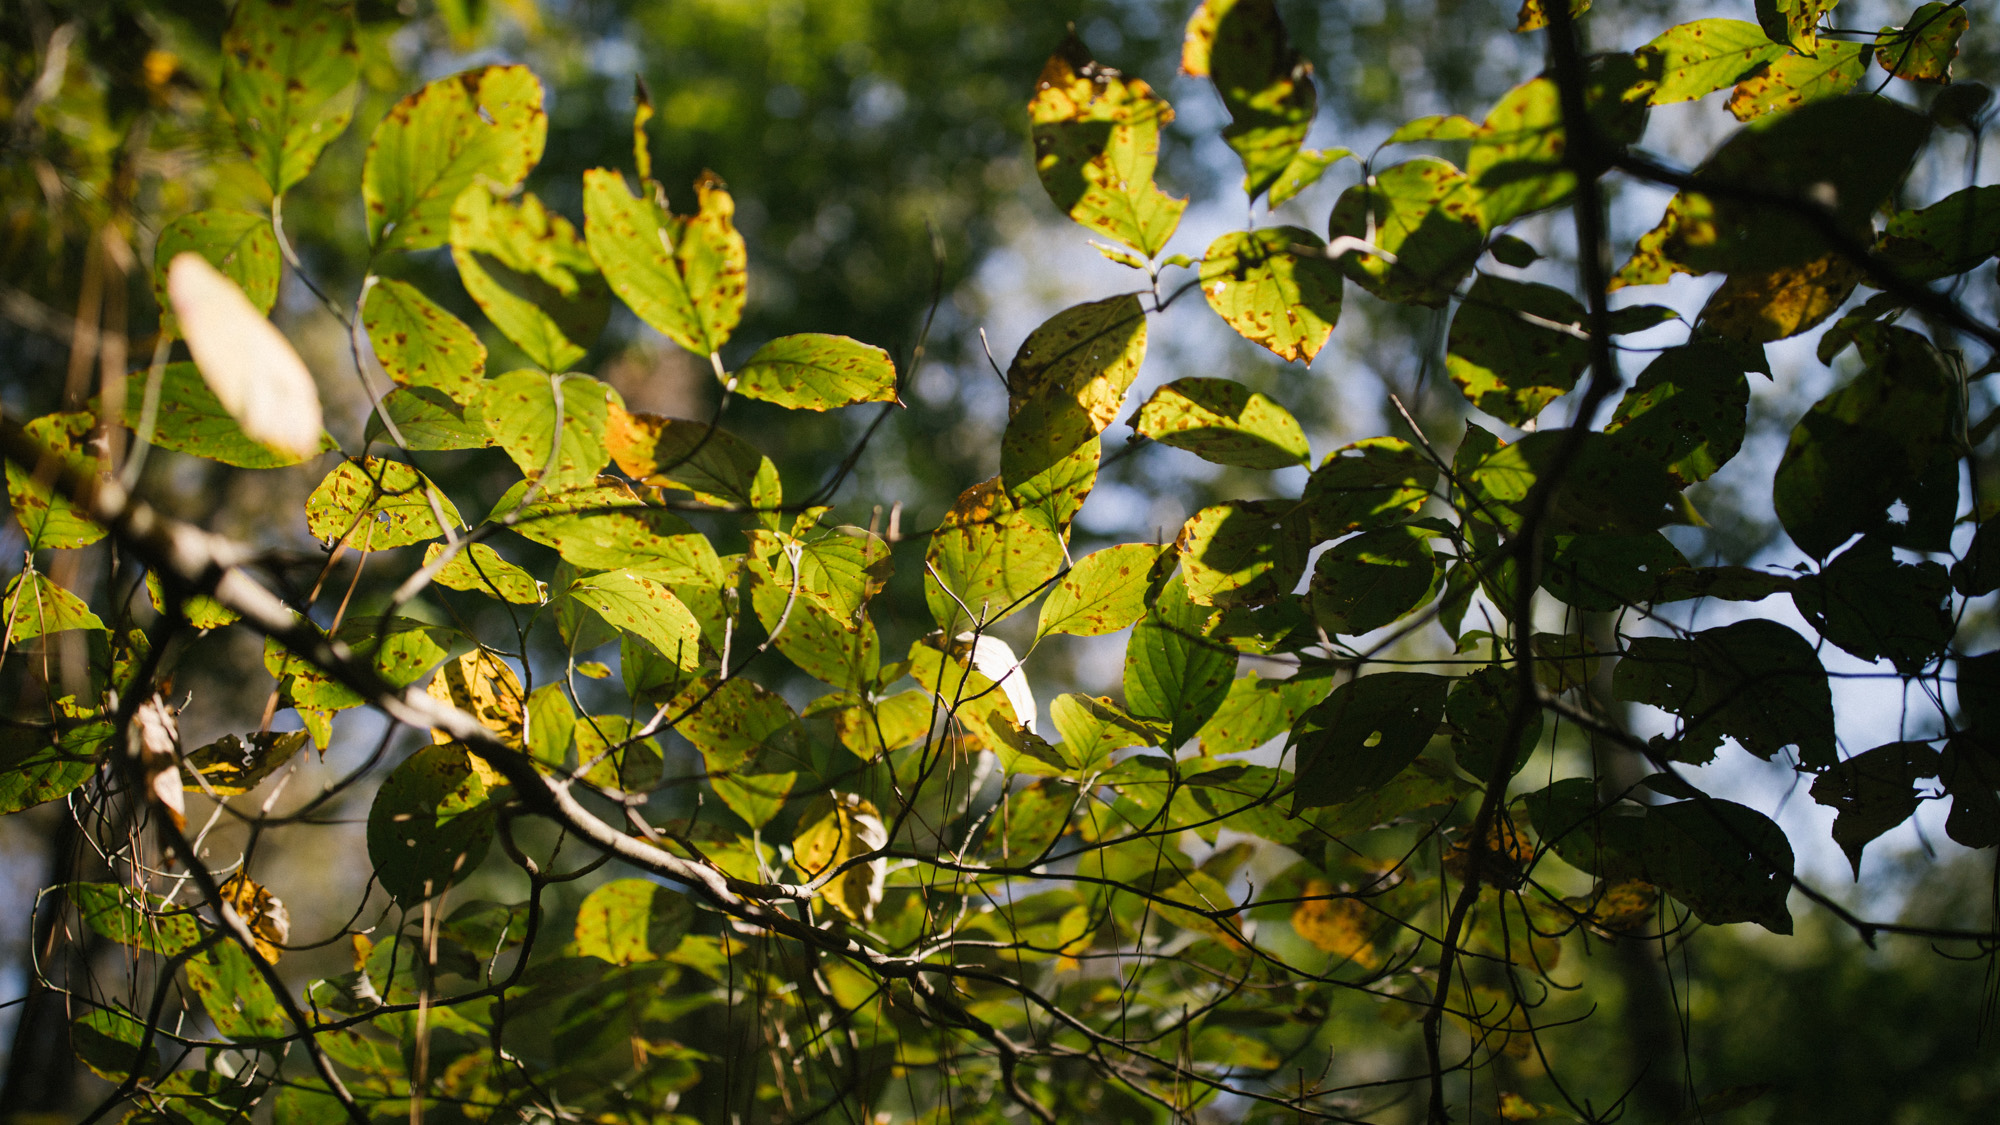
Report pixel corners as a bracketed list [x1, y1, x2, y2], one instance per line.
[0, 810, 89, 1119]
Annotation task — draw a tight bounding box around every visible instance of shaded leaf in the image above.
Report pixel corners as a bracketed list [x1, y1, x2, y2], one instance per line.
[792, 792, 888, 923]
[1604, 341, 1751, 485]
[1700, 253, 1861, 342]
[1179, 500, 1311, 608]
[366, 743, 495, 906]
[1445, 273, 1589, 425]
[1124, 572, 1238, 748]
[1309, 525, 1439, 635]
[1792, 533, 1953, 673]
[1327, 157, 1485, 307]
[1613, 619, 1836, 768]
[1201, 0, 1317, 201]
[1447, 665, 1543, 781]
[1300, 437, 1437, 538]
[1811, 741, 1941, 875]
[1875, 184, 2000, 282]
[1292, 672, 1449, 810]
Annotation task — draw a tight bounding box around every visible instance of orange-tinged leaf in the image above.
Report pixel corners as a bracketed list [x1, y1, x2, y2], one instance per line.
[1726, 41, 1866, 121]
[1699, 253, 1861, 342]
[1291, 878, 1379, 966]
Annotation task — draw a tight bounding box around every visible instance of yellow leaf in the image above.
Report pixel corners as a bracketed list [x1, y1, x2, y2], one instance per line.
[1291, 878, 1379, 966]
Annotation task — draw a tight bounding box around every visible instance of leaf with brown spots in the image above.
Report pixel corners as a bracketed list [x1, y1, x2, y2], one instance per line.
[492, 478, 723, 586]
[451, 187, 609, 372]
[363, 65, 545, 254]
[1700, 253, 1862, 342]
[1636, 19, 1788, 106]
[674, 675, 797, 775]
[1036, 542, 1171, 639]
[924, 478, 1067, 632]
[481, 370, 616, 493]
[1327, 157, 1484, 307]
[6, 412, 104, 549]
[566, 570, 702, 674]
[1292, 879, 1379, 965]
[1876, 2, 1967, 82]
[1131, 377, 1310, 469]
[583, 168, 746, 357]
[425, 649, 527, 753]
[734, 333, 897, 411]
[182, 731, 309, 795]
[1029, 34, 1187, 256]
[1198, 0, 1318, 202]
[304, 458, 460, 551]
[362, 278, 486, 404]
[1179, 499, 1311, 608]
[608, 404, 781, 516]
[792, 793, 889, 924]
[1514, 0, 1590, 33]
[153, 210, 280, 341]
[218, 874, 291, 963]
[1726, 42, 1867, 121]
[1197, 669, 1332, 758]
[1445, 273, 1590, 426]
[219, 0, 358, 195]
[1006, 295, 1148, 430]
[1199, 227, 1342, 362]
[2, 571, 104, 644]
[746, 551, 881, 691]
[1299, 437, 1437, 539]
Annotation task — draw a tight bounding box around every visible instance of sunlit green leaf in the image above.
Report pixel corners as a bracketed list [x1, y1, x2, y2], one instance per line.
[733, 333, 898, 410]
[583, 168, 745, 356]
[1636, 19, 1788, 106]
[1876, 2, 1968, 82]
[1036, 543, 1170, 639]
[923, 478, 1065, 631]
[1178, 500, 1310, 608]
[362, 277, 486, 406]
[304, 458, 461, 551]
[6, 412, 103, 549]
[451, 186, 610, 372]
[3, 570, 104, 643]
[1327, 157, 1485, 307]
[1198, 669, 1332, 758]
[1132, 377, 1309, 470]
[1445, 273, 1589, 425]
[495, 479, 722, 586]
[219, 0, 359, 195]
[482, 371, 616, 492]
[423, 542, 547, 604]
[566, 570, 702, 672]
[364, 65, 545, 253]
[575, 879, 693, 964]
[1199, 226, 1342, 362]
[1029, 34, 1186, 256]
[608, 406, 780, 515]
[1200, 0, 1317, 201]
[1267, 147, 1353, 208]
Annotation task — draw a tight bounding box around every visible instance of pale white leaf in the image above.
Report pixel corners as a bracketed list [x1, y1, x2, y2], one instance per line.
[167, 252, 324, 458]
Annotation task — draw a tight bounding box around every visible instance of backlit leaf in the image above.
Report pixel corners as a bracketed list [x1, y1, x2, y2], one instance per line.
[1198, 669, 1332, 758]
[1291, 672, 1449, 810]
[1874, 184, 2000, 282]
[583, 168, 746, 356]
[6, 412, 103, 549]
[1029, 34, 1187, 256]
[364, 65, 546, 254]
[923, 478, 1065, 632]
[1006, 295, 1149, 432]
[1124, 572, 1237, 747]
[792, 792, 889, 924]
[370, 386, 488, 452]
[121, 362, 329, 469]
[1447, 665, 1543, 781]
[1699, 253, 1861, 342]
[1728, 41, 1867, 121]
[1614, 619, 1835, 768]
[1445, 273, 1589, 425]
[1201, 0, 1317, 201]
[482, 371, 616, 492]
[1300, 437, 1437, 538]
[495, 478, 722, 585]
[675, 676, 797, 774]
[451, 186, 610, 372]
[1875, 2, 1966, 83]
[733, 333, 898, 410]
[366, 742, 495, 905]
[3, 570, 104, 643]
[167, 253, 324, 460]
[1604, 342, 1751, 485]
[304, 458, 461, 551]
[566, 570, 702, 673]
[1268, 147, 1354, 208]
[1643, 798, 1795, 933]
[362, 277, 486, 404]
[219, 0, 358, 195]
[608, 406, 780, 515]
[1178, 500, 1311, 608]
[1036, 542, 1171, 639]
[153, 210, 279, 340]
[423, 542, 547, 605]
[1327, 157, 1485, 307]
[182, 731, 309, 796]
[1636, 19, 1788, 105]
[1199, 226, 1343, 362]
[574, 879, 693, 964]
[1130, 377, 1310, 469]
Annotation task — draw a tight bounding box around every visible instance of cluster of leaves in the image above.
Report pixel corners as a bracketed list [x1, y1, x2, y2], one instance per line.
[3, 0, 1999, 1122]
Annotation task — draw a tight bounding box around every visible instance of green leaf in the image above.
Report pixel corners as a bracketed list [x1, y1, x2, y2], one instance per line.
[423, 542, 547, 604]
[574, 712, 664, 792]
[3, 570, 104, 643]
[1811, 741, 1940, 875]
[1468, 430, 1679, 536]
[1468, 61, 1650, 228]
[495, 479, 722, 585]
[1036, 543, 1171, 639]
[1197, 669, 1332, 758]
[1876, 185, 2000, 282]
[1050, 694, 1160, 775]
[712, 770, 797, 831]
[566, 570, 702, 672]
[1327, 157, 1485, 307]
[1792, 534, 1953, 674]
[1447, 665, 1543, 781]
[1488, 234, 1541, 268]
[1521, 778, 1647, 880]
[1204, 0, 1318, 201]
[1131, 377, 1310, 469]
[1002, 421, 1099, 536]
[1613, 619, 1836, 768]
[1651, 565, 1797, 603]
[1773, 326, 1959, 558]
[370, 386, 488, 451]
[153, 210, 280, 340]
[1444, 273, 1590, 425]
[733, 333, 898, 411]
[995, 778, 1079, 860]
[1604, 342, 1751, 485]
[1179, 500, 1311, 608]
[1643, 799, 1795, 934]
[574, 879, 693, 964]
[482, 371, 615, 492]
[6, 412, 103, 549]
[1267, 147, 1353, 208]
[583, 169, 746, 356]
[73, 1008, 156, 1083]
[185, 941, 288, 1040]
[1028, 34, 1187, 256]
[1292, 672, 1449, 810]
[72, 882, 201, 954]
[451, 186, 610, 372]
[608, 407, 780, 515]
[121, 363, 331, 469]
[366, 742, 495, 905]
[1300, 437, 1437, 538]
[1199, 226, 1343, 362]
[1309, 524, 1439, 635]
[923, 478, 1065, 631]
[1123, 572, 1237, 747]
[219, 0, 359, 195]
[1006, 295, 1149, 434]
[676, 676, 797, 774]
[0, 701, 110, 814]
[526, 682, 575, 766]
[362, 277, 486, 403]
[1756, 0, 1837, 52]
[1636, 19, 1788, 106]
[1727, 40, 1868, 120]
[363, 65, 546, 254]
[1542, 531, 1691, 612]
[304, 458, 461, 551]
[747, 555, 880, 691]
[1876, 2, 1968, 82]
[267, 616, 452, 712]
